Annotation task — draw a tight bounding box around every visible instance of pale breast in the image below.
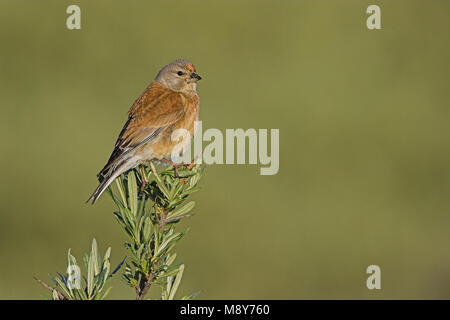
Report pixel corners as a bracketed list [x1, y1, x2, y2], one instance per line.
[151, 93, 199, 160]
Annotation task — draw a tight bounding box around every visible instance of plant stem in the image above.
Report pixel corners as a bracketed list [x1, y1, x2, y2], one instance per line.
[135, 209, 168, 300]
[33, 277, 67, 300]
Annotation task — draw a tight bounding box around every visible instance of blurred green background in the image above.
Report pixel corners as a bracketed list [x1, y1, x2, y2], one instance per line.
[1, 0, 449, 299]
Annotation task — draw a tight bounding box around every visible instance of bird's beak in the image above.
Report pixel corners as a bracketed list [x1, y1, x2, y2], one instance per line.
[190, 73, 202, 81]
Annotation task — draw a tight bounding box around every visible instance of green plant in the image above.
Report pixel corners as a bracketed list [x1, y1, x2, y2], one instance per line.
[35, 163, 203, 300]
[111, 163, 203, 300]
[34, 238, 123, 300]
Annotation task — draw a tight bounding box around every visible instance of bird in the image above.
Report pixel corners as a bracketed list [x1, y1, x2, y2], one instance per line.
[86, 59, 202, 204]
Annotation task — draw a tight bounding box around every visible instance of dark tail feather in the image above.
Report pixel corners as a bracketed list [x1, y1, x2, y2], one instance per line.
[86, 174, 113, 205]
[86, 159, 133, 204]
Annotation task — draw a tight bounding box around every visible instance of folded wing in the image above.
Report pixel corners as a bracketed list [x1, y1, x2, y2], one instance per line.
[99, 81, 185, 177]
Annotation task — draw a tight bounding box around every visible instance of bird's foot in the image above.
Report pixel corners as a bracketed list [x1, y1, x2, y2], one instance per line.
[183, 162, 197, 170]
[160, 158, 182, 177]
[185, 152, 202, 170]
[161, 157, 200, 178]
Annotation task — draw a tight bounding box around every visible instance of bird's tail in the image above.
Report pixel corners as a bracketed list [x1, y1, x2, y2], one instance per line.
[86, 158, 136, 204]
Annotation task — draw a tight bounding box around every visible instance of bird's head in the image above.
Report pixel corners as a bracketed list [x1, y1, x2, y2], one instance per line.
[155, 59, 202, 95]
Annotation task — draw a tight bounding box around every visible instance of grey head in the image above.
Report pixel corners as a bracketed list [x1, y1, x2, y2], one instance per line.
[155, 59, 202, 95]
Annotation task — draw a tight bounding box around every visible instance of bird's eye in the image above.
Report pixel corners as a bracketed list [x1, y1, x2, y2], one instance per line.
[177, 71, 183, 76]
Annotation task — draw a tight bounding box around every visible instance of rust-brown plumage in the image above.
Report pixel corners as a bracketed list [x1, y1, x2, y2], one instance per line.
[87, 59, 201, 204]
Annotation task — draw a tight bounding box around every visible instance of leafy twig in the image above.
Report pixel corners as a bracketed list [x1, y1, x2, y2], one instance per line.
[109, 163, 204, 300]
[33, 277, 67, 300]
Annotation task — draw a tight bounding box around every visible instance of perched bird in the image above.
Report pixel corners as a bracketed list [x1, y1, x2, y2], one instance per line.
[87, 59, 202, 204]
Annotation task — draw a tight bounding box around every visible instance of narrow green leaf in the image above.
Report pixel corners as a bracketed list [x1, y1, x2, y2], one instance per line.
[103, 247, 111, 262]
[101, 286, 113, 300]
[182, 291, 200, 300]
[143, 217, 152, 242]
[82, 253, 89, 270]
[128, 171, 138, 215]
[52, 276, 72, 299]
[169, 264, 184, 300]
[87, 243, 97, 298]
[52, 290, 60, 300]
[150, 163, 171, 198]
[67, 249, 77, 266]
[91, 239, 100, 275]
[115, 178, 128, 208]
[157, 232, 183, 256]
[165, 253, 177, 267]
[167, 201, 195, 219]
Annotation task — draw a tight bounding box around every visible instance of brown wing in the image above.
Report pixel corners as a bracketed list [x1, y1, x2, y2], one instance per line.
[99, 81, 185, 176]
